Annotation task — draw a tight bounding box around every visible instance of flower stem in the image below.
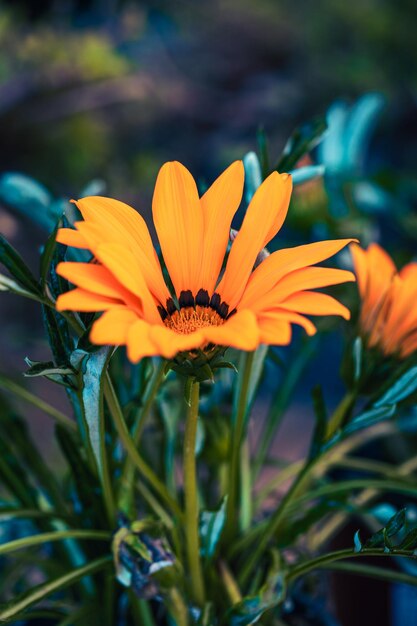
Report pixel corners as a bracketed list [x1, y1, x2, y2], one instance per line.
[287, 547, 417, 583]
[325, 389, 357, 438]
[225, 351, 255, 541]
[167, 588, 189, 626]
[183, 380, 205, 607]
[104, 374, 183, 521]
[119, 360, 166, 516]
[238, 460, 313, 588]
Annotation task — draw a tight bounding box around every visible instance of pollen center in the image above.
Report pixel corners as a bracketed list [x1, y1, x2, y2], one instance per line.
[164, 306, 225, 335]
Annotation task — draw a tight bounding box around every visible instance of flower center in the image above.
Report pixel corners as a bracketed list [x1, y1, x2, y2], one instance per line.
[164, 306, 225, 334]
[158, 289, 233, 335]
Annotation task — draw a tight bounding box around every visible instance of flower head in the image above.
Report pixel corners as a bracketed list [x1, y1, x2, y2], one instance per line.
[351, 243, 417, 359]
[56, 161, 355, 363]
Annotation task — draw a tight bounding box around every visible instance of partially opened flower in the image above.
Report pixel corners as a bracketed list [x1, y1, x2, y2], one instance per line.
[56, 161, 355, 363]
[351, 243, 417, 358]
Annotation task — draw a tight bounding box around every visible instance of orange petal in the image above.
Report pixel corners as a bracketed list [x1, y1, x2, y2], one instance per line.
[261, 310, 316, 336]
[244, 267, 355, 313]
[217, 171, 292, 309]
[56, 228, 87, 248]
[73, 196, 170, 304]
[152, 162, 204, 297]
[198, 161, 244, 293]
[399, 262, 417, 281]
[257, 315, 292, 345]
[280, 291, 351, 320]
[240, 239, 356, 309]
[56, 288, 122, 312]
[401, 330, 417, 358]
[149, 326, 205, 359]
[350, 243, 369, 298]
[90, 308, 138, 345]
[93, 242, 161, 324]
[56, 262, 133, 302]
[127, 320, 159, 363]
[202, 309, 260, 351]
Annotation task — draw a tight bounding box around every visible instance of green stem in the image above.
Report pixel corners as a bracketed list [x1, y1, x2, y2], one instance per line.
[288, 477, 417, 511]
[103, 374, 182, 521]
[98, 375, 116, 526]
[0, 555, 111, 622]
[239, 460, 313, 588]
[0, 374, 76, 432]
[167, 588, 189, 626]
[0, 529, 110, 556]
[322, 560, 417, 587]
[287, 548, 417, 583]
[219, 560, 242, 605]
[183, 380, 205, 607]
[325, 389, 357, 438]
[225, 351, 255, 540]
[119, 360, 166, 516]
[240, 439, 252, 531]
[130, 594, 156, 626]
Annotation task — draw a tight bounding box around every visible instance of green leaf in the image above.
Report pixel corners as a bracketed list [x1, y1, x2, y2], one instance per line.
[353, 530, 362, 553]
[399, 527, 417, 551]
[0, 173, 53, 230]
[0, 398, 68, 511]
[55, 425, 105, 524]
[42, 306, 73, 368]
[0, 234, 40, 294]
[352, 337, 363, 383]
[227, 549, 286, 625]
[0, 555, 111, 622]
[246, 345, 268, 410]
[343, 404, 396, 436]
[309, 385, 328, 459]
[277, 115, 328, 172]
[200, 497, 227, 560]
[40, 223, 60, 286]
[70, 347, 112, 477]
[228, 595, 271, 626]
[243, 152, 262, 202]
[375, 365, 417, 407]
[256, 127, 270, 180]
[0, 529, 110, 557]
[24, 358, 74, 378]
[0, 273, 41, 300]
[365, 509, 406, 549]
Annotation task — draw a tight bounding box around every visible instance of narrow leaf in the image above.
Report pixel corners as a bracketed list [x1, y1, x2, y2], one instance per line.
[375, 366, 417, 407]
[0, 234, 40, 294]
[0, 556, 111, 621]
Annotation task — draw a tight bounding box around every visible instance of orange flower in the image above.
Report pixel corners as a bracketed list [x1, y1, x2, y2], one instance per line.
[56, 161, 355, 363]
[351, 243, 417, 358]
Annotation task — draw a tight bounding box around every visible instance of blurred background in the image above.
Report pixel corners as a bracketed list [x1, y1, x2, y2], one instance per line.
[1, 1, 417, 624]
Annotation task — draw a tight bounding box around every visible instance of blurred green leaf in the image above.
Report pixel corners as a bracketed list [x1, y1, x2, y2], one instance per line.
[55, 424, 104, 526]
[0, 273, 40, 300]
[0, 173, 54, 231]
[70, 347, 112, 478]
[309, 385, 328, 459]
[277, 116, 328, 172]
[365, 509, 406, 550]
[375, 365, 417, 407]
[200, 497, 227, 560]
[256, 127, 270, 180]
[0, 555, 111, 622]
[0, 234, 40, 294]
[40, 224, 59, 286]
